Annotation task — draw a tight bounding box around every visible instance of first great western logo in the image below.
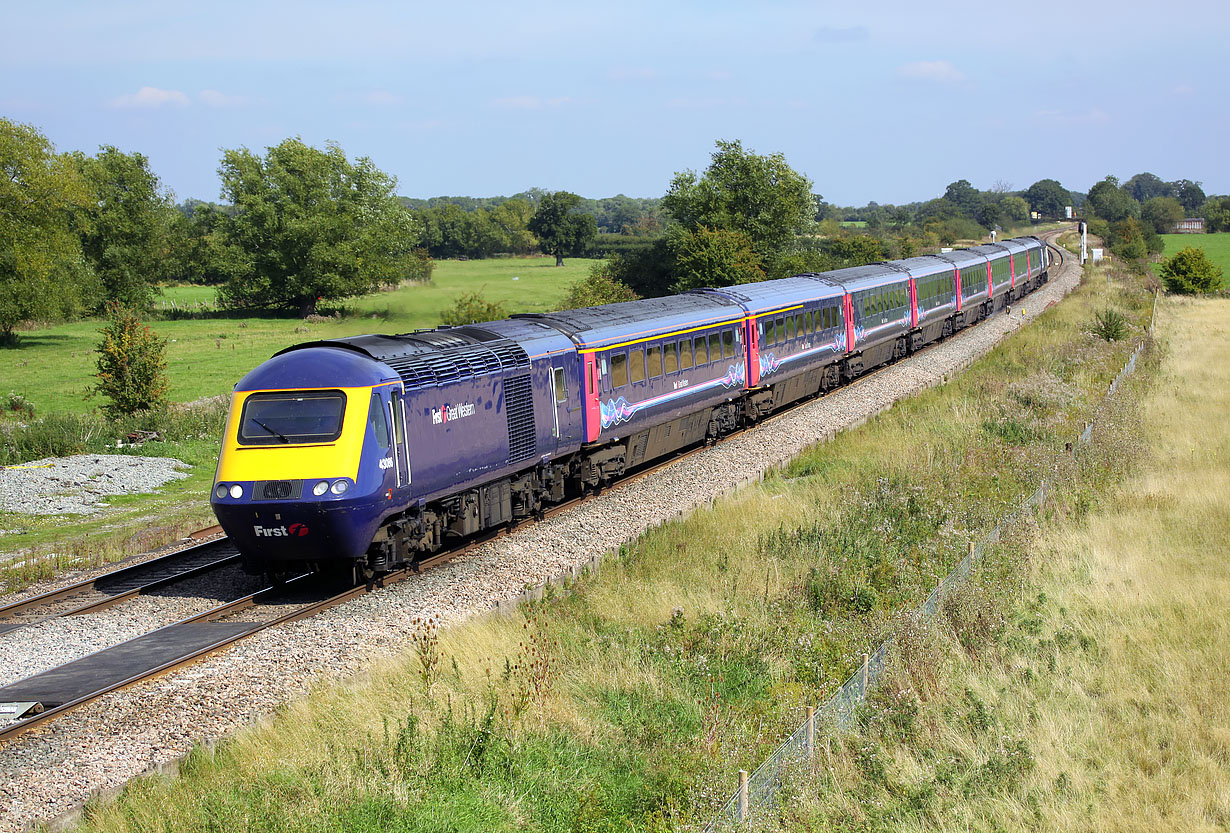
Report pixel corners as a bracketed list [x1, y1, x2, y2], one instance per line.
[431, 401, 475, 425]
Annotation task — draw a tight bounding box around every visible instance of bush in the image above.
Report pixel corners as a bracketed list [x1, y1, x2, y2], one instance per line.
[1090, 307, 1128, 341]
[93, 303, 169, 418]
[1158, 246, 1223, 294]
[439, 292, 508, 326]
[559, 265, 639, 310]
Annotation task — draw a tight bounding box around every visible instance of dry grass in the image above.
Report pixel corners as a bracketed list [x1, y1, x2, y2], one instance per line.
[776, 295, 1230, 832]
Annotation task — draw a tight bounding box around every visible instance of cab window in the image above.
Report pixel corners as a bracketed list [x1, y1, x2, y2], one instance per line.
[239, 390, 346, 446]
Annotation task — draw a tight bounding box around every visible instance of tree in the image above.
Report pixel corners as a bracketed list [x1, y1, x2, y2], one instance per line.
[668, 226, 765, 292]
[1200, 196, 1230, 233]
[942, 179, 981, 219]
[1159, 246, 1223, 294]
[0, 118, 98, 342]
[528, 191, 597, 266]
[662, 139, 815, 263]
[1001, 195, 1030, 223]
[215, 138, 423, 317]
[1123, 172, 1172, 203]
[828, 235, 887, 267]
[71, 146, 176, 310]
[559, 264, 639, 309]
[1023, 179, 1071, 217]
[1087, 176, 1139, 222]
[1140, 196, 1185, 234]
[92, 302, 169, 417]
[1173, 179, 1206, 213]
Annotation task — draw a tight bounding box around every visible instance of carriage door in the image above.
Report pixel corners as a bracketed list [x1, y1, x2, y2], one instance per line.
[389, 388, 409, 488]
[551, 366, 570, 452]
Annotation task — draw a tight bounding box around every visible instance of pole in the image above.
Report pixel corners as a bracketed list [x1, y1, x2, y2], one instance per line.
[737, 769, 749, 823]
[805, 706, 816, 759]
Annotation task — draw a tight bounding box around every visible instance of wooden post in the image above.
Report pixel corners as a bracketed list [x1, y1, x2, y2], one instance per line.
[861, 653, 869, 692]
[968, 539, 976, 564]
[805, 706, 816, 759]
[737, 769, 749, 823]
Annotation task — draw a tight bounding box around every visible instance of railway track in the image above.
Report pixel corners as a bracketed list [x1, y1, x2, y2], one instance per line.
[0, 537, 240, 636]
[0, 231, 1070, 742]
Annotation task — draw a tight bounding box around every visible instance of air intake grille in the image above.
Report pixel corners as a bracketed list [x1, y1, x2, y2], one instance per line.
[383, 342, 531, 391]
[253, 480, 303, 501]
[504, 375, 536, 465]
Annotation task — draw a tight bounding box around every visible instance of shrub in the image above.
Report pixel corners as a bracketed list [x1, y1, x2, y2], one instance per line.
[559, 265, 639, 310]
[92, 302, 169, 418]
[439, 292, 507, 326]
[1158, 246, 1223, 294]
[1090, 307, 1128, 341]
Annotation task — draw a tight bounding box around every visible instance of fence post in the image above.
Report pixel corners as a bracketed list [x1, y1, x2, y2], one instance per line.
[968, 540, 976, 565]
[737, 769, 749, 823]
[861, 653, 869, 692]
[805, 706, 816, 759]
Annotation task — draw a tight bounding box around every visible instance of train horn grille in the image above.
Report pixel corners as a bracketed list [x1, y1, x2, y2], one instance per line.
[253, 480, 303, 500]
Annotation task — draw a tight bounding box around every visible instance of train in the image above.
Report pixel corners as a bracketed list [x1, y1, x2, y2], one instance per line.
[211, 236, 1050, 579]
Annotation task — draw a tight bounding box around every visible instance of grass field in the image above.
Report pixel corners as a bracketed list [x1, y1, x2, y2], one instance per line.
[772, 296, 1230, 831]
[1158, 232, 1230, 288]
[2, 256, 594, 418]
[62, 261, 1160, 832]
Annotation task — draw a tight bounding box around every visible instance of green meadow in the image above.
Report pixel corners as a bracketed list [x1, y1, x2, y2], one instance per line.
[1158, 232, 1230, 287]
[3, 256, 595, 418]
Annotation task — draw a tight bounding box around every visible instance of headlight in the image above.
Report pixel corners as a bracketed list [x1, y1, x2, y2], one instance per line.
[214, 484, 227, 499]
[330, 480, 350, 495]
[312, 480, 329, 496]
[229, 484, 244, 499]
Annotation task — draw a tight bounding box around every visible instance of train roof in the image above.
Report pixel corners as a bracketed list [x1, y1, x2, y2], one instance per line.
[275, 326, 532, 391]
[516, 294, 743, 350]
[964, 243, 1012, 259]
[894, 255, 960, 277]
[698, 275, 844, 314]
[932, 248, 988, 269]
[812, 263, 910, 293]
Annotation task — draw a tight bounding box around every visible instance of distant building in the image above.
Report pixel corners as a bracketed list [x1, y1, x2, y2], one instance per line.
[1173, 218, 1206, 233]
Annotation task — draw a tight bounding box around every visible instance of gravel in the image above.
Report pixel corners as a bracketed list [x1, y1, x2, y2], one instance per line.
[0, 455, 189, 517]
[0, 244, 1080, 832]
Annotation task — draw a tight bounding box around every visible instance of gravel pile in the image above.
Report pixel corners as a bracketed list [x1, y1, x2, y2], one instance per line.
[0, 246, 1080, 833]
[0, 455, 189, 517]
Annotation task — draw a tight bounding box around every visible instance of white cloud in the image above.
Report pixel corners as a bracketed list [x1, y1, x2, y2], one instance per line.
[198, 89, 248, 108]
[897, 60, 966, 83]
[490, 95, 573, 110]
[108, 86, 189, 109]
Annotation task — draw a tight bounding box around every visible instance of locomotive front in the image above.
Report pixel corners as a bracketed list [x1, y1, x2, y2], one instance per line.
[211, 345, 404, 575]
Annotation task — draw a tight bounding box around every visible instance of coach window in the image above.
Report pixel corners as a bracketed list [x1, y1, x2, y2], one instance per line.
[722, 330, 735, 359]
[786, 314, 795, 341]
[368, 393, 390, 452]
[629, 348, 646, 384]
[693, 335, 708, 366]
[708, 332, 722, 363]
[774, 316, 786, 343]
[646, 345, 662, 378]
[664, 340, 679, 374]
[610, 352, 628, 388]
[679, 338, 693, 370]
[764, 317, 776, 345]
[805, 310, 814, 334]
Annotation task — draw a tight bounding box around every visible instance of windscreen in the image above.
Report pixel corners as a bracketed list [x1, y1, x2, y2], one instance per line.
[238, 390, 346, 445]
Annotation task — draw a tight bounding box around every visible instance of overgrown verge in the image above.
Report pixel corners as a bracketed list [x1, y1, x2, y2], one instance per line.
[64, 262, 1156, 833]
[768, 295, 1227, 831]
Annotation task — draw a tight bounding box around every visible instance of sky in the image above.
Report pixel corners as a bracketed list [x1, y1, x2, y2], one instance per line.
[4, 0, 1227, 207]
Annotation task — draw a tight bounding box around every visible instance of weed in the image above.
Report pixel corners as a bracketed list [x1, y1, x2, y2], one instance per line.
[1090, 307, 1129, 341]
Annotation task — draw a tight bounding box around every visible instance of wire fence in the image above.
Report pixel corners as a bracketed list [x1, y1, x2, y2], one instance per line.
[701, 293, 1157, 832]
